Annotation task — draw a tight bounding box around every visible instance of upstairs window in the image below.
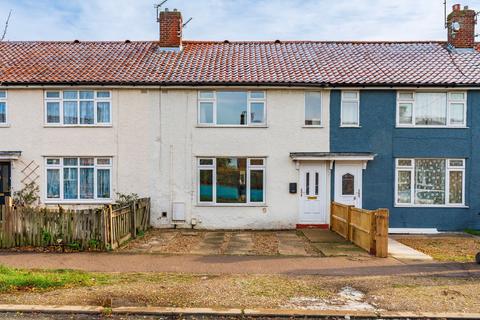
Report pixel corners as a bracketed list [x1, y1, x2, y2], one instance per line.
[304, 92, 322, 126]
[0, 91, 6, 124]
[397, 91, 466, 127]
[341, 91, 360, 127]
[45, 90, 111, 126]
[198, 91, 266, 126]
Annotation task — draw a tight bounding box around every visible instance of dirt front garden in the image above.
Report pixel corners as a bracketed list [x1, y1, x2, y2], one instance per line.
[0, 265, 479, 314]
[393, 233, 480, 262]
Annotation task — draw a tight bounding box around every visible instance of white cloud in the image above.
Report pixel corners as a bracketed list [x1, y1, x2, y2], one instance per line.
[0, 0, 479, 41]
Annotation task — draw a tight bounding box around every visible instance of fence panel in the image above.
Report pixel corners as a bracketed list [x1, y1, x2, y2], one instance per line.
[0, 197, 151, 251]
[330, 202, 389, 258]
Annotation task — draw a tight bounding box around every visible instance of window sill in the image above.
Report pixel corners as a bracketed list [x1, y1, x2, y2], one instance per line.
[396, 125, 468, 129]
[0, 123, 10, 128]
[394, 204, 469, 208]
[44, 199, 113, 205]
[196, 203, 268, 207]
[340, 125, 361, 128]
[302, 125, 324, 128]
[196, 125, 268, 128]
[44, 124, 113, 128]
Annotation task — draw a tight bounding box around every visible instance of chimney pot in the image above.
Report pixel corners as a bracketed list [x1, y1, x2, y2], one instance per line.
[452, 4, 461, 11]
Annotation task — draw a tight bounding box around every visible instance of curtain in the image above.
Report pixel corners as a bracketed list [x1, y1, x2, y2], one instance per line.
[97, 169, 110, 198]
[80, 101, 94, 124]
[415, 159, 445, 204]
[47, 169, 60, 198]
[46, 102, 60, 123]
[97, 102, 110, 123]
[341, 101, 358, 125]
[63, 101, 78, 124]
[415, 93, 447, 125]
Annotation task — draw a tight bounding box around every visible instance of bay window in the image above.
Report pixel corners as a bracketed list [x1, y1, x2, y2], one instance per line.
[0, 90, 7, 124]
[397, 91, 466, 127]
[46, 157, 112, 202]
[45, 90, 111, 126]
[395, 158, 465, 206]
[198, 91, 266, 126]
[198, 157, 266, 204]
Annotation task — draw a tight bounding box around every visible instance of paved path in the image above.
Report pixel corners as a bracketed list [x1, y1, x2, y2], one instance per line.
[0, 252, 478, 277]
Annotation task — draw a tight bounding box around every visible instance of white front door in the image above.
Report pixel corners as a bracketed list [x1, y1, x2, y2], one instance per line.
[299, 162, 327, 223]
[334, 162, 363, 208]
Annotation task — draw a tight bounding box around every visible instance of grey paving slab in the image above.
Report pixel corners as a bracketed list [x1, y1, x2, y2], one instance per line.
[301, 229, 348, 243]
[276, 232, 308, 256]
[224, 233, 255, 255]
[388, 238, 433, 261]
[190, 232, 225, 255]
[312, 242, 369, 257]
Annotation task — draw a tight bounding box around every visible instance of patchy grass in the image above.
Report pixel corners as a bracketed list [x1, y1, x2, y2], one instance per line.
[395, 235, 480, 262]
[465, 229, 480, 236]
[0, 265, 110, 293]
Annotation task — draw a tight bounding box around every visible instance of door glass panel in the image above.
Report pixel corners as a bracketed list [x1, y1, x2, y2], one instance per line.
[305, 172, 310, 195]
[342, 173, 354, 195]
[315, 172, 319, 195]
[0, 164, 9, 192]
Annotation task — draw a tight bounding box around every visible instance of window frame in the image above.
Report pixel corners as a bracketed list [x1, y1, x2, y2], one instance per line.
[304, 91, 323, 127]
[0, 90, 7, 125]
[197, 157, 266, 206]
[44, 90, 112, 126]
[394, 158, 465, 207]
[340, 91, 360, 127]
[197, 91, 267, 127]
[396, 91, 467, 128]
[44, 156, 113, 203]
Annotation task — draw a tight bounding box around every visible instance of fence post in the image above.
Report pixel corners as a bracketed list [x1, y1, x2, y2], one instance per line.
[329, 202, 333, 231]
[131, 200, 137, 239]
[108, 205, 114, 249]
[369, 210, 377, 256]
[375, 209, 389, 258]
[346, 205, 352, 241]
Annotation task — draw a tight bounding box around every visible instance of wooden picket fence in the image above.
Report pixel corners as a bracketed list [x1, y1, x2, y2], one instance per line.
[0, 197, 150, 251]
[330, 202, 389, 258]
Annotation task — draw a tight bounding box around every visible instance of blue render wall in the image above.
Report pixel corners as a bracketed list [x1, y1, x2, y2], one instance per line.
[329, 89, 480, 231]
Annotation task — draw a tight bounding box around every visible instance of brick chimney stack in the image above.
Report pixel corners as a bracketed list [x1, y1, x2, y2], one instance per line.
[447, 4, 477, 49]
[159, 8, 182, 49]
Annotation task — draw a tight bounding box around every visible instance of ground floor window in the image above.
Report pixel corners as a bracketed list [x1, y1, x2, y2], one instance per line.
[198, 157, 265, 204]
[395, 158, 465, 206]
[45, 157, 112, 201]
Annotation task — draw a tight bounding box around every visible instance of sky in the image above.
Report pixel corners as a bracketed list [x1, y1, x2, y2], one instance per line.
[0, 0, 480, 42]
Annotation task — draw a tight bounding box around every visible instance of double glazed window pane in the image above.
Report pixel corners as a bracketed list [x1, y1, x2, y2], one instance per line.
[0, 102, 5, 123]
[216, 92, 248, 125]
[414, 159, 445, 205]
[399, 103, 412, 124]
[199, 102, 213, 124]
[63, 168, 78, 199]
[97, 169, 111, 199]
[46, 102, 60, 123]
[341, 101, 359, 125]
[97, 102, 110, 123]
[47, 169, 60, 198]
[250, 102, 264, 124]
[63, 101, 78, 124]
[80, 168, 94, 199]
[216, 158, 246, 203]
[449, 103, 464, 125]
[250, 170, 264, 202]
[305, 92, 322, 125]
[397, 171, 411, 204]
[199, 169, 213, 202]
[80, 101, 94, 124]
[415, 93, 446, 125]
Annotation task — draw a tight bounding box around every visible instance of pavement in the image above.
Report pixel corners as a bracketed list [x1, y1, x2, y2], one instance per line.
[388, 238, 434, 261]
[0, 251, 479, 277]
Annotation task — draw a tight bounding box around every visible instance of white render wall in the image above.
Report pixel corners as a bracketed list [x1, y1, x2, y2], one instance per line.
[0, 88, 160, 210]
[1, 87, 331, 229]
[155, 89, 331, 229]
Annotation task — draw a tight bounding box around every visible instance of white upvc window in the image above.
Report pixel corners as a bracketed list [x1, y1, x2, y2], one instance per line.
[45, 90, 111, 126]
[397, 91, 467, 127]
[198, 91, 266, 126]
[340, 91, 359, 127]
[304, 91, 322, 126]
[198, 157, 266, 205]
[45, 157, 112, 202]
[395, 158, 465, 207]
[0, 90, 7, 125]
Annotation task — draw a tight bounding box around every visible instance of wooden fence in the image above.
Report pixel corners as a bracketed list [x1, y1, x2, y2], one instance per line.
[330, 202, 389, 258]
[0, 197, 150, 251]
